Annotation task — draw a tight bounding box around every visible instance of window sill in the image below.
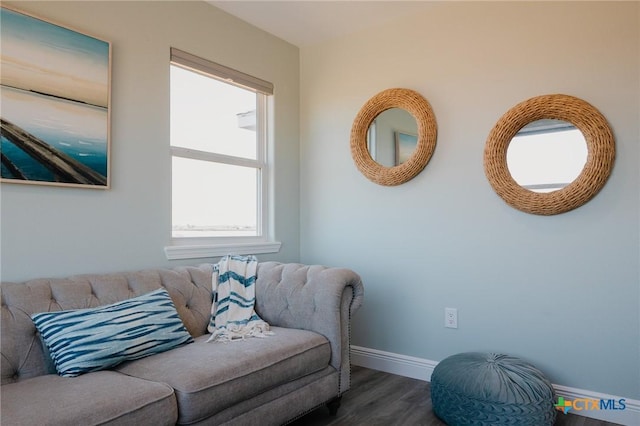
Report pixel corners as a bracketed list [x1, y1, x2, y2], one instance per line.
[164, 241, 281, 260]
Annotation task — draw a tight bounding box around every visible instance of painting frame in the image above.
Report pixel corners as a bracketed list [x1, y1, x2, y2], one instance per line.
[0, 5, 112, 189]
[394, 130, 418, 166]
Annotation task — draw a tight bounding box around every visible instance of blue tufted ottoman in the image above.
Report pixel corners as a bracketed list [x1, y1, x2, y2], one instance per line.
[430, 352, 556, 425]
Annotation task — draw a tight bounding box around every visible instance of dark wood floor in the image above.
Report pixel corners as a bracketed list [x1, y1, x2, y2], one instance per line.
[290, 366, 621, 426]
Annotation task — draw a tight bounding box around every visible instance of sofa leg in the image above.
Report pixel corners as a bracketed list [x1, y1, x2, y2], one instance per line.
[327, 396, 342, 416]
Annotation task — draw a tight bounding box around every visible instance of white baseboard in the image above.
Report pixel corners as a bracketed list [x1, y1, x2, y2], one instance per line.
[350, 345, 438, 382]
[350, 346, 640, 426]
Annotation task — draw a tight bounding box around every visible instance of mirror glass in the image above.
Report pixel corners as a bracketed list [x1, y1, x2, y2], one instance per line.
[367, 108, 418, 167]
[507, 119, 587, 193]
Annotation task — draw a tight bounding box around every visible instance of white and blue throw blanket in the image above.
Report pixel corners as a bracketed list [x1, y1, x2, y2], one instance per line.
[207, 255, 272, 342]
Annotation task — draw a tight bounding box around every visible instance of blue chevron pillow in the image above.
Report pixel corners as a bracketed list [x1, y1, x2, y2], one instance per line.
[32, 288, 193, 377]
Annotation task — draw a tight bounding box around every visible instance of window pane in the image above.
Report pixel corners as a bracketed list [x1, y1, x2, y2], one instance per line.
[507, 128, 587, 192]
[170, 65, 257, 159]
[172, 157, 258, 237]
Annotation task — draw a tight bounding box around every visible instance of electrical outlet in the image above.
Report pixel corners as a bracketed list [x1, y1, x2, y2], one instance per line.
[445, 308, 458, 329]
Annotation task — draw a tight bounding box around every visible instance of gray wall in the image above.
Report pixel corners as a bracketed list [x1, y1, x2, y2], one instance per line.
[299, 2, 639, 399]
[1, 1, 300, 281]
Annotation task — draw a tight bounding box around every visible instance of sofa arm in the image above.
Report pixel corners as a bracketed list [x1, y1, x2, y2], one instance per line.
[255, 262, 364, 395]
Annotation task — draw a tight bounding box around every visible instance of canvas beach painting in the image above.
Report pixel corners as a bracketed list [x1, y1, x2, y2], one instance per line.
[0, 6, 111, 188]
[394, 131, 418, 166]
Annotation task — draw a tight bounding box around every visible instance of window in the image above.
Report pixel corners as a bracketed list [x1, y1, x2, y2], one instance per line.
[507, 119, 587, 193]
[165, 48, 280, 259]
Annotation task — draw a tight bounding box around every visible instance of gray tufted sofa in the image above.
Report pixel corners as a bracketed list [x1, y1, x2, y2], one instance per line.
[1, 262, 364, 426]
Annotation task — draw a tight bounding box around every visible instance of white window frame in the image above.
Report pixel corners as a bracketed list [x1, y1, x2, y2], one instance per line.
[164, 48, 280, 260]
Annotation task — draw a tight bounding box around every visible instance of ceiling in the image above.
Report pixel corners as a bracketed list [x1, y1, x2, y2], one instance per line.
[208, 1, 436, 47]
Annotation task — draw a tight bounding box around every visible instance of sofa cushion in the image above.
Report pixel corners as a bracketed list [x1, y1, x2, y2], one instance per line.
[32, 288, 193, 377]
[1, 266, 212, 384]
[0, 370, 177, 426]
[115, 326, 331, 425]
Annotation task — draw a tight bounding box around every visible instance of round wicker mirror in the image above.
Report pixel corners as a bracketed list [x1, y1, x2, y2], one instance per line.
[484, 94, 615, 215]
[351, 88, 437, 186]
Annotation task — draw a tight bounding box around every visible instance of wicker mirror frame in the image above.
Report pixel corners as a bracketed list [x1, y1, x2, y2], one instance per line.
[351, 88, 437, 186]
[484, 94, 615, 215]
